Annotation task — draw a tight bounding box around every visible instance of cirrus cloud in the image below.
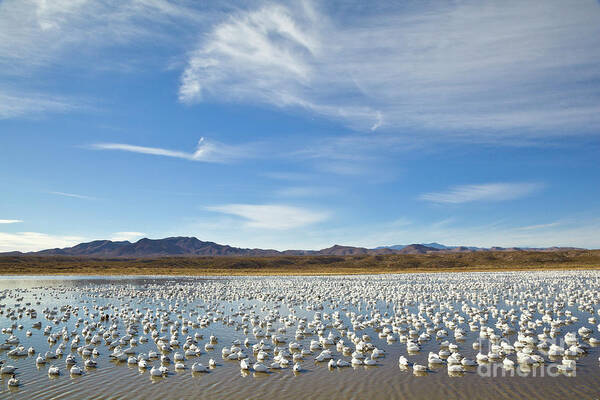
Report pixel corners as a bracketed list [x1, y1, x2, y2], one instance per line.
[180, 0, 600, 136]
[0, 231, 84, 252]
[89, 138, 249, 163]
[50, 191, 96, 200]
[419, 182, 544, 204]
[205, 204, 329, 229]
[0, 0, 212, 119]
[111, 231, 146, 242]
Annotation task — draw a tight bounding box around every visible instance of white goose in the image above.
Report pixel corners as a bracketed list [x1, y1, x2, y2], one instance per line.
[191, 362, 208, 372]
[70, 365, 83, 375]
[7, 374, 20, 387]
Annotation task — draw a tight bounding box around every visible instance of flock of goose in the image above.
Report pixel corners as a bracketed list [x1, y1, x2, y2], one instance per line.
[1, 271, 600, 395]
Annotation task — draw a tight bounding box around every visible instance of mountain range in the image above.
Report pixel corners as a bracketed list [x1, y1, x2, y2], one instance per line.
[0, 237, 584, 258]
[375, 242, 481, 251]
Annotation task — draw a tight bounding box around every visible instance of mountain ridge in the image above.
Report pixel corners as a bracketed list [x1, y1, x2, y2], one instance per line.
[0, 236, 585, 258]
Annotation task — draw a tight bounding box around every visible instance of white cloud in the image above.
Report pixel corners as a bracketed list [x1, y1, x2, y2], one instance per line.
[0, 90, 75, 119]
[263, 172, 314, 181]
[179, 3, 318, 102]
[0, 0, 209, 118]
[0, 232, 84, 252]
[0, 219, 23, 224]
[373, 218, 600, 249]
[206, 204, 328, 229]
[179, 2, 381, 130]
[90, 138, 248, 163]
[111, 231, 146, 242]
[275, 186, 338, 197]
[50, 191, 95, 200]
[419, 183, 544, 204]
[517, 222, 562, 231]
[0, 0, 204, 70]
[180, 0, 600, 136]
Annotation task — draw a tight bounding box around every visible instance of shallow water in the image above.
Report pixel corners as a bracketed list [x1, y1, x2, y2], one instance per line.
[1, 272, 600, 399]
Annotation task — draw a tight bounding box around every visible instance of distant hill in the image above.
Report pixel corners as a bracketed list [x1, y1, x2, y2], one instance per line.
[376, 242, 455, 250]
[0, 236, 584, 258]
[396, 244, 439, 254]
[376, 242, 457, 251]
[376, 242, 482, 251]
[375, 243, 580, 252]
[11, 237, 281, 258]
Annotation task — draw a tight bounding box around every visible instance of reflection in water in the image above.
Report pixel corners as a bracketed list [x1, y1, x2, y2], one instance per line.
[0, 272, 600, 399]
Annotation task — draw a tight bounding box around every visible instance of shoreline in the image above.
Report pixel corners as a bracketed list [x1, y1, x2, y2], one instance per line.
[1, 265, 600, 277]
[2, 250, 599, 276]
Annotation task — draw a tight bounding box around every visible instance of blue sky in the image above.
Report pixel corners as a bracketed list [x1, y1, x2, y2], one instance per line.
[1, 0, 600, 252]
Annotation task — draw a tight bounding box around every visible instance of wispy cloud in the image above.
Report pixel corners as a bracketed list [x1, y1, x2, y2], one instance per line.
[90, 138, 248, 163]
[0, 0, 206, 71]
[263, 172, 314, 181]
[176, 213, 600, 251]
[361, 217, 600, 249]
[180, 0, 600, 137]
[50, 191, 96, 200]
[0, 219, 23, 224]
[0, 232, 84, 252]
[420, 183, 544, 204]
[275, 186, 338, 197]
[206, 204, 328, 229]
[179, 2, 381, 131]
[111, 231, 146, 242]
[311, 214, 599, 250]
[289, 133, 412, 178]
[0, 90, 76, 119]
[517, 222, 562, 231]
[0, 0, 211, 119]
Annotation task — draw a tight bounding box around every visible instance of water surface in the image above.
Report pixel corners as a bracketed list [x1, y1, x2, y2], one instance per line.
[1, 272, 599, 399]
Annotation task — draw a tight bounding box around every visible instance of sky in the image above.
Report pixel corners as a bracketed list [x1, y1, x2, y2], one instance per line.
[1, 0, 600, 252]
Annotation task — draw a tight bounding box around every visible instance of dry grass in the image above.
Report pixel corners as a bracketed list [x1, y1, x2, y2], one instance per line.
[1, 250, 599, 276]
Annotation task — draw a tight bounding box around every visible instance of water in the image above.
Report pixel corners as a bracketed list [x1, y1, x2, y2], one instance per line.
[1, 271, 600, 399]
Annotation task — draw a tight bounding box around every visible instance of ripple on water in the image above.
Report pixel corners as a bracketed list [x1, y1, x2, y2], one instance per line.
[1, 272, 600, 399]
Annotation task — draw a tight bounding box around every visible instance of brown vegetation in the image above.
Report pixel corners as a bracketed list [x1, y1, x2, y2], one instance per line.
[0, 250, 599, 276]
